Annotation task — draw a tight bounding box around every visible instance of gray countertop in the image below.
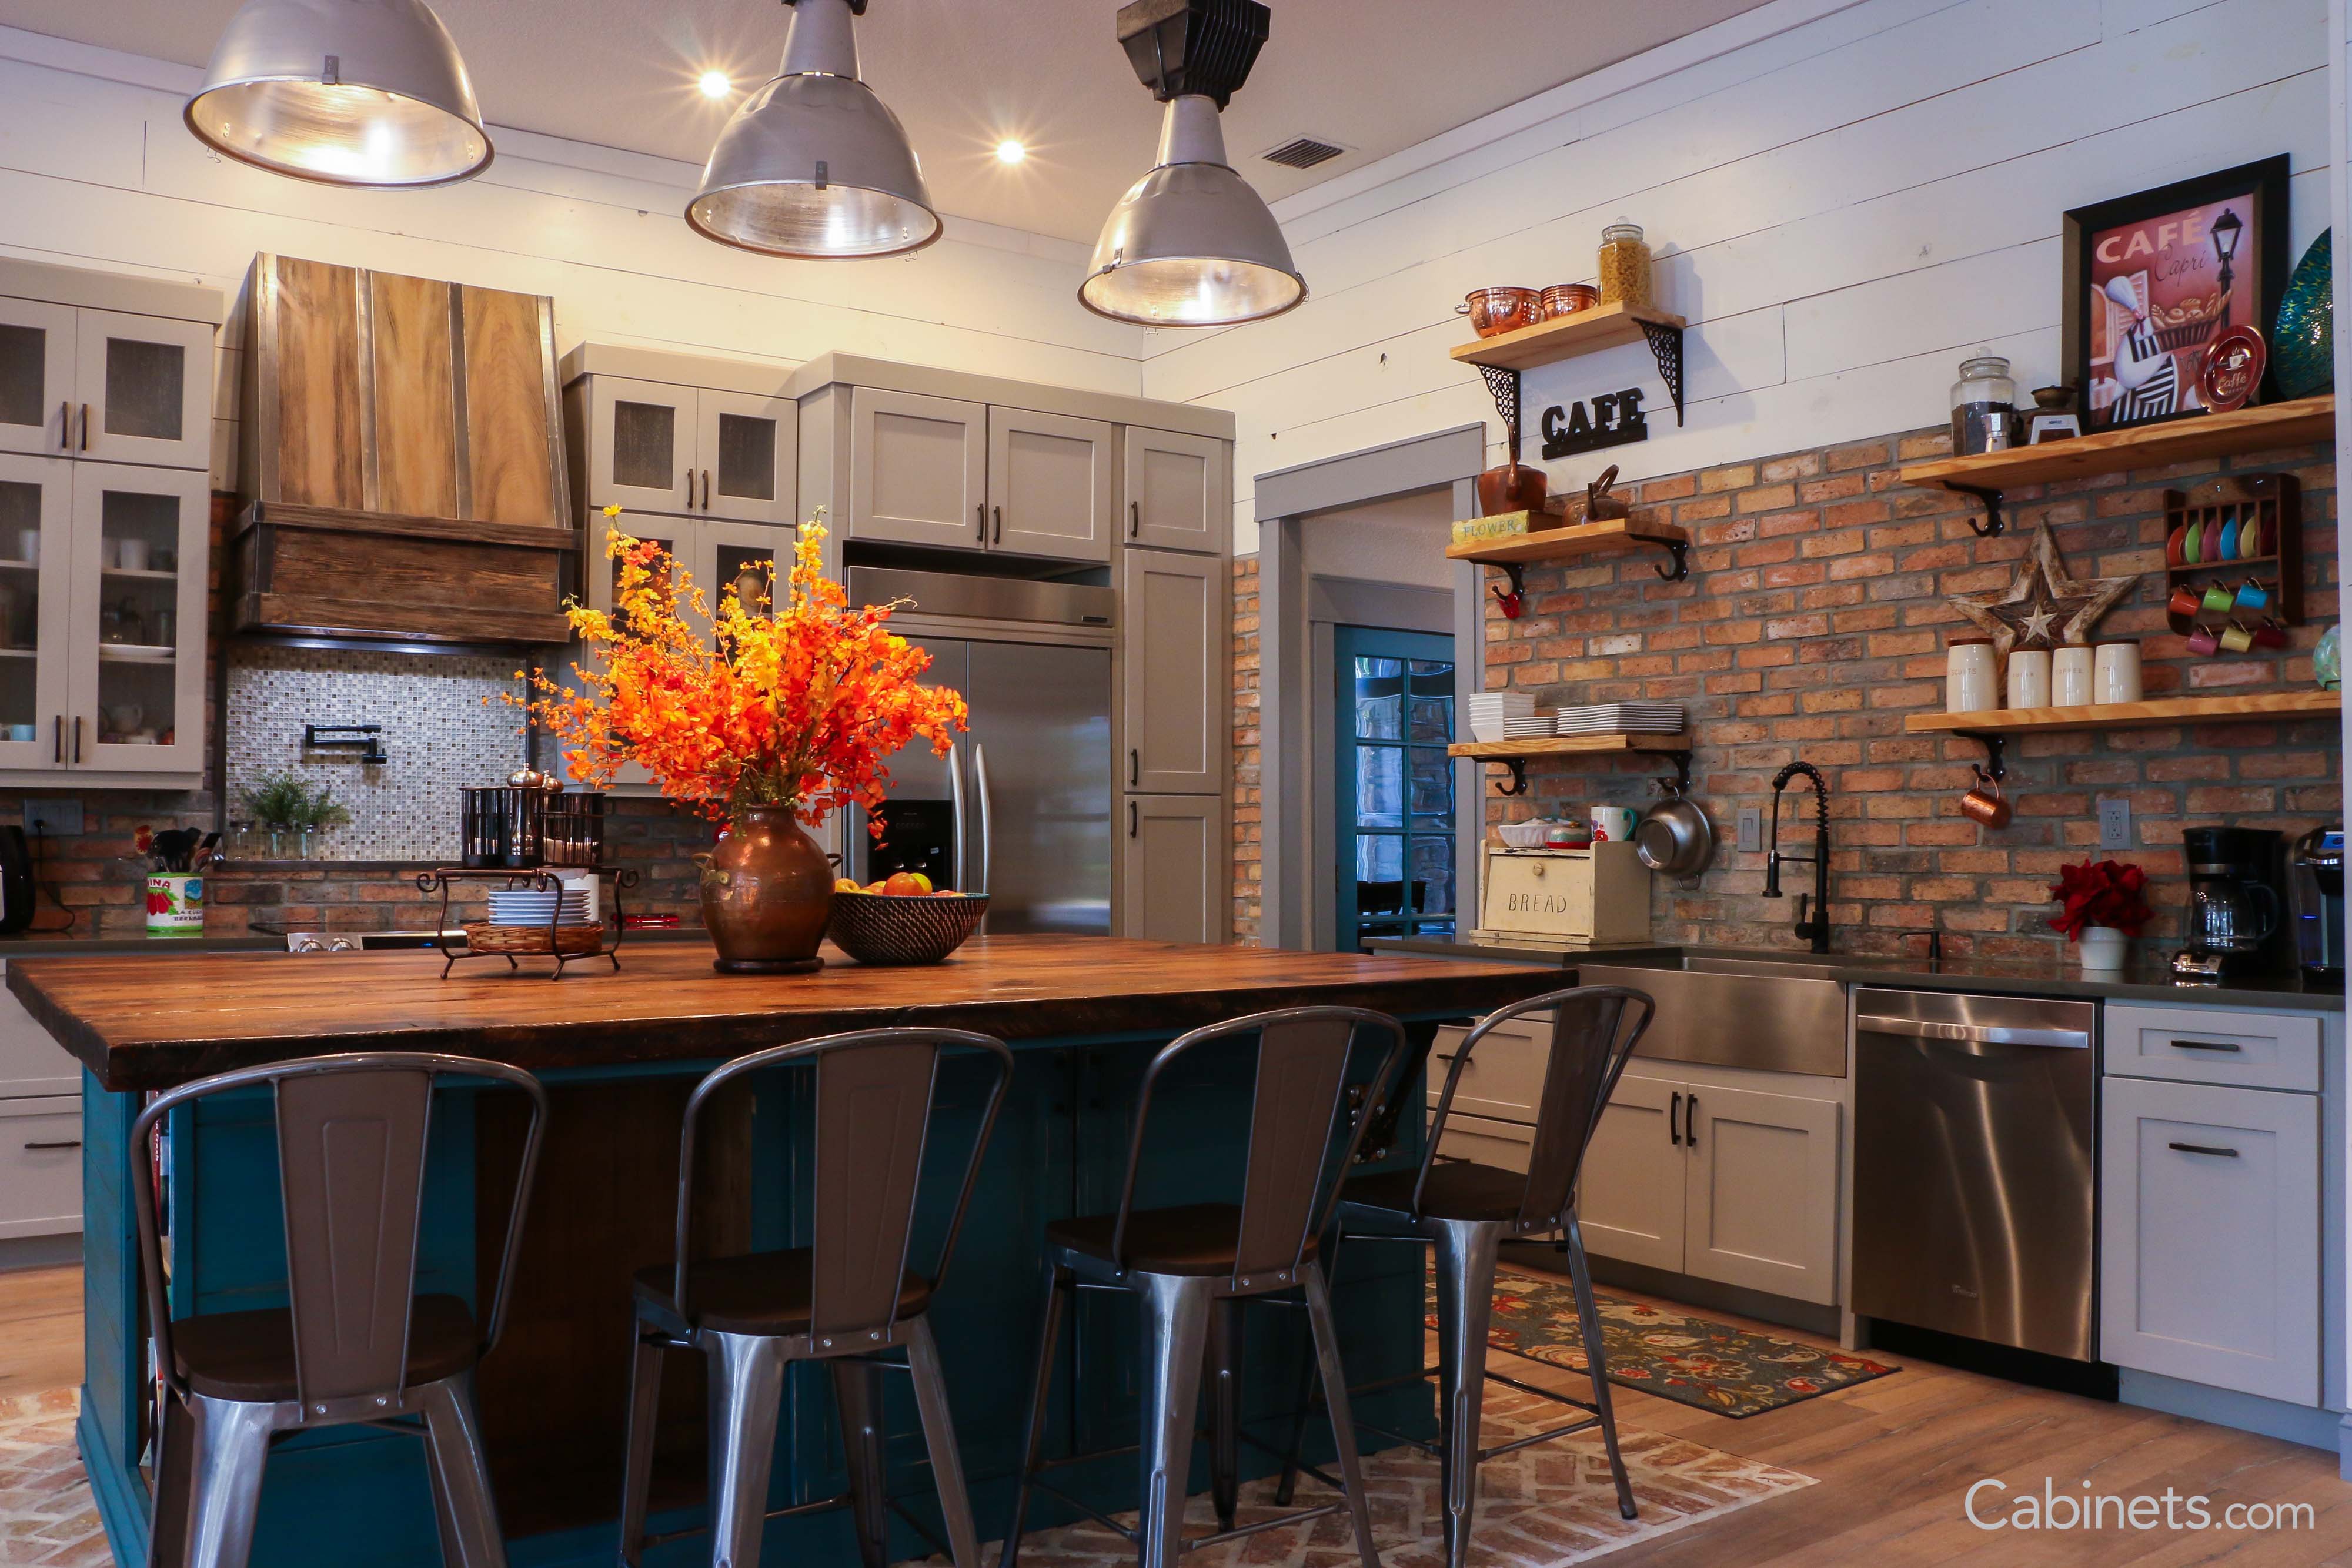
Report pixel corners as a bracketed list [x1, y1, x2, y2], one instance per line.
[1362, 936, 2346, 1012]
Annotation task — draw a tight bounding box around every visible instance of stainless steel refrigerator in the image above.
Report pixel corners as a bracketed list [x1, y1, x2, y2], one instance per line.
[846, 569, 1114, 936]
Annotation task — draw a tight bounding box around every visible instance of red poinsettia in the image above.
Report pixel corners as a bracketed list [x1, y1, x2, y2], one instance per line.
[2047, 859, 2154, 941]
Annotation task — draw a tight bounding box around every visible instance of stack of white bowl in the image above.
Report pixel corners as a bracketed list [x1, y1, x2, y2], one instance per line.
[1466, 691, 1536, 744]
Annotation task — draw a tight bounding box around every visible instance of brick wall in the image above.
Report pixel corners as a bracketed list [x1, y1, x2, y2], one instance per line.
[1232, 557, 1262, 944]
[1231, 426, 2341, 959]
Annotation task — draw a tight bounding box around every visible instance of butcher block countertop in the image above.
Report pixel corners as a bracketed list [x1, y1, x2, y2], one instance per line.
[8, 934, 1564, 1091]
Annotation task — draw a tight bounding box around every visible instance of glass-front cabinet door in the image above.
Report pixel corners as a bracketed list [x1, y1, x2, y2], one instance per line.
[72, 310, 213, 471]
[0, 454, 71, 771]
[586, 376, 694, 514]
[695, 390, 796, 526]
[1333, 625, 1456, 950]
[0, 298, 75, 459]
[583, 518, 690, 789]
[66, 464, 207, 773]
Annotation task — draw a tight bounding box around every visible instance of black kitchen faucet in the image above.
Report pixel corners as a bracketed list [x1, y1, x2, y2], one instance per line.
[1762, 760, 1832, 953]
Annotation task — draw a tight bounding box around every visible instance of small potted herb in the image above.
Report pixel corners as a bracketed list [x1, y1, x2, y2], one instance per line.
[2049, 859, 2153, 971]
[239, 773, 352, 860]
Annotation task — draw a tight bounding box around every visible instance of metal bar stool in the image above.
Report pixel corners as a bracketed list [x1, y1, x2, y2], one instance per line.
[1274, 985, 1657, 1568]
[619, 1026, 1015, 1568]
[132, 1051, 549, 1568]
[1001, 1005, 1409, 1568]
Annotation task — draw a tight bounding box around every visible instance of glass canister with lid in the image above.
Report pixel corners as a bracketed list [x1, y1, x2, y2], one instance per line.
[1949, 354, 2018, 454]
[1597, 223, 1652, 309]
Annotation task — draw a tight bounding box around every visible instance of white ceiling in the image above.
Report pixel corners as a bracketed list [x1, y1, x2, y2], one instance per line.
[0, 0, 1774, 243]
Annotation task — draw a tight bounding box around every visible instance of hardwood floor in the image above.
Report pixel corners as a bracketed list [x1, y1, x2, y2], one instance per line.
[4, 1259, 2350, 1564]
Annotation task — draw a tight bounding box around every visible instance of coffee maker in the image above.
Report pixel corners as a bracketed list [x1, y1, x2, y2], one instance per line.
[2174, 826, 2291, 981]
[2289, 826, 2345, 988]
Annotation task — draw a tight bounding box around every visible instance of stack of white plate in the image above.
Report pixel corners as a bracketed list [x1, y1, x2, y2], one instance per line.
[1466, 691, 1536, 743]
[1553, 703, 1684, 735]
[485, 888, 593, 927]
[1500, 714, 1559, 738]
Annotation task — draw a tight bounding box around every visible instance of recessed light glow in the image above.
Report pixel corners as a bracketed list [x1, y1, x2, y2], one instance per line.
[995, 139, 1026, 165]
[698, 71, 732, 100]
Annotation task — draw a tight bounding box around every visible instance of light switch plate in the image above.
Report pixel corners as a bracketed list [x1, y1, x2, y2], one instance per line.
[21, 799, 83, 837]
[1737, 807, 1763, 852]
[2098, 798, 2131, 851]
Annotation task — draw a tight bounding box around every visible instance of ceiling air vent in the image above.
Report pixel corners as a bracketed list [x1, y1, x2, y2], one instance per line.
[1262, 136, 1346, 170]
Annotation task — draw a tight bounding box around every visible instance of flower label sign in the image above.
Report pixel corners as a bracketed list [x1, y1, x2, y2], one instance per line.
[1540, 388, 1649, 459]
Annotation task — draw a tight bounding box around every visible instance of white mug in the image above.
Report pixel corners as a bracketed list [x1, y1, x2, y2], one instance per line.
[114, 537, 149, 571]
[11, 527, 35, 566]
[1589, 806, 1639, 843]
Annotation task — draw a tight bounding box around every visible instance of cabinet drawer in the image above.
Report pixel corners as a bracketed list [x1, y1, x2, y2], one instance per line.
[0, 1095, 82, 1239]
[2105, 1002, 2321, 1093]
[1432, 1110, 1532, 1176]
[1428, 1018, 1551, 1124]
[0, 965, 81, 1096]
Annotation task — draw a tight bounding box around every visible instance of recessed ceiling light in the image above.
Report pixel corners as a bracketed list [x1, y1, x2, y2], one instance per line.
[995, 139, 1026, 165]
[698, 71, 732, 100]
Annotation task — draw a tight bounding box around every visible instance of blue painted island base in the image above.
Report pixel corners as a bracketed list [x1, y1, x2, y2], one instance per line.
[79, 1029, 1444, 1568]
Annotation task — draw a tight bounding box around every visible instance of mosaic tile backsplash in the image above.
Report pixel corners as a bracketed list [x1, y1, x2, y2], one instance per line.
[224, 645, 529, 861]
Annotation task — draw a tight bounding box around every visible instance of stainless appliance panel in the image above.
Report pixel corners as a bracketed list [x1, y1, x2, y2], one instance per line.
[853, 638, 968, 890]
[967, 640, 1112, 935]
[1850, 988, 2099, 1361]
[847, 566, 1116, 629]
[1579, 958, 1849, 1076]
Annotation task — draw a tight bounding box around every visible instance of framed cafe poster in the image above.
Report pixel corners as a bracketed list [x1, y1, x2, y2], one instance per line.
[2062, 155, 2290, 432]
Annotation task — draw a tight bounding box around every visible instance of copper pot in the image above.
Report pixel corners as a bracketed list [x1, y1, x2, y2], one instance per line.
[1540, 283, 1599, 319]
[695, 804, 834, 974]
[1476, 463, 1548, 516]
[1457, 286, 1542, 337]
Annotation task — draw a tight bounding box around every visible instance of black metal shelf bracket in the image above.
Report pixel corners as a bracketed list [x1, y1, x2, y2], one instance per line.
[1476, 363, 1523, 454]
[1638, 320, 1686, 427]
[1957, 732, 2008, 782]
[1652, 537, 1690, 581]
[1491, 758, 1530, 797]
[1950, 483, 2007, 537]
[1658, 750, 1693, 795]
[1491, 560, 1528, 601]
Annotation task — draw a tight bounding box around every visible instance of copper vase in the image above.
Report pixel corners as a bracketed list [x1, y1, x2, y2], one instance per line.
[696, 805, 834, 975]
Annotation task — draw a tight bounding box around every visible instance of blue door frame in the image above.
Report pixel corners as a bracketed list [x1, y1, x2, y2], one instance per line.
[1332, 626, 1456, 952]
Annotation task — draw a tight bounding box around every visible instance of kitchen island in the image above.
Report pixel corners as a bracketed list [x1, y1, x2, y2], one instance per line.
[8, 934, 1559, 1568]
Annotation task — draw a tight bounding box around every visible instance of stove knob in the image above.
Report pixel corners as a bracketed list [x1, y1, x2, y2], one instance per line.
[289, 935, 323, 954]
[330, 937, 359, 952]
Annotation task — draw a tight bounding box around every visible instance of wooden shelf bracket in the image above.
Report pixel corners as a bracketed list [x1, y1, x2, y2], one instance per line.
[1639, 319, 1686, 427]
[1949, 482, 2007, 538]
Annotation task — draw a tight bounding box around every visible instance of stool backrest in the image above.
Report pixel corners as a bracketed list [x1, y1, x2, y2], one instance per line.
[131, 1052, 548, 1409]
[1112, 1006, 1408, 1282]
[1420, 985, 1654, 1231]
[673, 1027, 1014, 1335]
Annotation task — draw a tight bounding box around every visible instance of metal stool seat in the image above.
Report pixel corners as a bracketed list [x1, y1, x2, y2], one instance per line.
[619, 1026, 1014, 1568]
[1003, 1006, 1409, 1568]
[1275, 986, 1658, 1568]
[171, 1295, 483, 1403]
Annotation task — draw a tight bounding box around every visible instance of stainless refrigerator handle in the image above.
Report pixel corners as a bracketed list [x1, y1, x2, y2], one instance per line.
[972, 742, 993, 897]
[946, 738, 966, 894]
[1857, 1015, 2092, 1049]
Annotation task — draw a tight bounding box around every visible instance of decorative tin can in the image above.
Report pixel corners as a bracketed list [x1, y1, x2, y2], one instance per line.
[146, 874, 203, 935]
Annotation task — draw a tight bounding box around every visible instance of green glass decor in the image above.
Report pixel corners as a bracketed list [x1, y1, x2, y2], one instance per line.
[2273, 229, 2333, 400]
[2317, 624, 2341, 693]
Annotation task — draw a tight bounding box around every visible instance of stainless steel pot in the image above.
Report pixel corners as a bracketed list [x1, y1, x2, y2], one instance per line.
[1635, 784, 1712, 876]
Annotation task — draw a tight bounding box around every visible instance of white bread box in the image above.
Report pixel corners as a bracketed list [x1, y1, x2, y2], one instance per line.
[1474, 843, 1651, 944]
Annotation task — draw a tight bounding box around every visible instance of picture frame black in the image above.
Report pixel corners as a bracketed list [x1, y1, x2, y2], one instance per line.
[2061, 153, 2290, 433]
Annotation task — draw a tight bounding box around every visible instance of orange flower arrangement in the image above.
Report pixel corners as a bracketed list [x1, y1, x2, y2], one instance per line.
[516, 507, 966, 830]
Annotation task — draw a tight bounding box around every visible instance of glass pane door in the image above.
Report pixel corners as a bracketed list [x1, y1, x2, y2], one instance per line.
[1333, 624, 1455, 951]
[0, 298, 75, 459]
[588, 377, 693, 514]
[68, 464, 207, 772]
[586, 519, 690, 789]
[0, 454, 71, 770]
[696, 389, 796, 525]
[75, 310, 212, 470]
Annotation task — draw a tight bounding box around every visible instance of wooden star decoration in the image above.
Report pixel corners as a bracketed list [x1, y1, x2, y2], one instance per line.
[1946, 523, 2139, 657]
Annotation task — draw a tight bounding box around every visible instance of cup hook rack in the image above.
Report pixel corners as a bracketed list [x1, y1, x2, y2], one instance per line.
[1491, 758, 1530, 797]
[1956, 732, 2009, 782]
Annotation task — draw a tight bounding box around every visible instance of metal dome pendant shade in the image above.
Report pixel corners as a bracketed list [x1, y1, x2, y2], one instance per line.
[688, 0, 941, 260]
[185, 0, 492, 187]
[1080, 0, 1304, 326]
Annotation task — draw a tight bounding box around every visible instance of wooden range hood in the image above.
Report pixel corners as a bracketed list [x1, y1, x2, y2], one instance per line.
[232, 254, 575, 647]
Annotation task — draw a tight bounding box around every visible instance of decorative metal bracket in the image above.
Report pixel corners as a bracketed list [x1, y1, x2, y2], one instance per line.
[1491, 559, 1528, 601]
[1657, 750, 1693, 795]
[1950, 483, 2007, 537]
[1491, 758, 1530, 797]
[1651, 537, 1690, 581]
[1957, 733, 2008, 782]
[1638, 320, 1686, 427]
[1476, 363, 1523, 455]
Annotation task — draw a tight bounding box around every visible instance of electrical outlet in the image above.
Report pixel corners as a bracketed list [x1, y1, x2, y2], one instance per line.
[1738, 807, 1763, 852]
[21, 798, 83, 837]
[2098, 798, 2132, 851]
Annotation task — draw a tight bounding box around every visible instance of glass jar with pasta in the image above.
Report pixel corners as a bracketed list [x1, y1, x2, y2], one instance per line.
[1597, 223, 1652, 309]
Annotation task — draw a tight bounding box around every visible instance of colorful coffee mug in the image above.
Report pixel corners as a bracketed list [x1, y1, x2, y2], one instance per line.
[2201, 582, 2237, 616]
[2167, 584, 2203, 620]
[2220, 620, 2256, 654]
[2187, 624, 2220, 656]
[2254, 618, 2290, 650]
[2236, 579, 2271, 612]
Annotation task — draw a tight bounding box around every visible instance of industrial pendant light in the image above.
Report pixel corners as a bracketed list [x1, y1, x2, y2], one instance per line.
[185, 0, 492, 187]
[1081, 0, 1305, 326]
[689, 0, 940, 260]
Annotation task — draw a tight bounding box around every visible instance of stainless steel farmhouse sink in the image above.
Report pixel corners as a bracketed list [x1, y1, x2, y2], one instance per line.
[1578, 950, 1849, 1076]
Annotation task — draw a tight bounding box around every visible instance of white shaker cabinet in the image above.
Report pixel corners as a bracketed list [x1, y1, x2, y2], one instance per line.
[0, 964, 80, 1243]
[569, 357, 799, 527]
[1122, 426, 1227, 554]
[1121, 548, 1225, 796]
[847, 387, 988, 550]
[0, 289, 214, 473]
[987, 407, 1112, 563]
[1119, 794, 1222, 945]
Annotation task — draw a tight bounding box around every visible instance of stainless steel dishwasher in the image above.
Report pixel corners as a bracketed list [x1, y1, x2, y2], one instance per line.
[1851, 988, 2099, 1362]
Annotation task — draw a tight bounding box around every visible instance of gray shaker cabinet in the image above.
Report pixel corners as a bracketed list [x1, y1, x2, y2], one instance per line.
[1122, 426, 1227, 554]
[1120, 794, 1222, 945]
[1121, 547, 1224, 795]
[847, 386, 988, 550]
[987, 406, 1112, 563]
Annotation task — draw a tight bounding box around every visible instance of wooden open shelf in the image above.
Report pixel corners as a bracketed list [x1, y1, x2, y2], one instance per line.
[1905, 690, 2340, 738]
[1450, 302, 1688, 373]
[1447, 514, 1689, 567]
[1899, 396, 2336, 494]
[1451, 734, 1690, 759]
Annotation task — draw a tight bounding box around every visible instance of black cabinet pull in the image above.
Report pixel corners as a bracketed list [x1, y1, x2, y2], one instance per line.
[1130, 500, 1140, 537]
[2168, 1039, 2244, 1052]
[1129, 748, 1140, 787]
[701, 469, 711, 511]
[1668, 1091, 1681, 1146]
[1128, 801, 1138, 838]
[78, 403, 89, 452]
[993, 504, 1003, 544]
[58, 400, 69, 451]
[24, 1140, 79, 1151]
[977, 503, 986, 542]
[1685, 1093, 1698, 1148]
[2167, 1141, 2240, 1158]
[53, 714, 62, 763]
[73, 715, 82, 763]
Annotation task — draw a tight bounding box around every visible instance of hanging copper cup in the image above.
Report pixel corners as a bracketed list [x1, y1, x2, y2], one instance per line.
[1959, 767, 2012, 830]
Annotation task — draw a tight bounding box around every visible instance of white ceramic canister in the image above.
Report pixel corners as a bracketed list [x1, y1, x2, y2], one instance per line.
[2006, 647, 2052, 710]
[146, 874, 203, 935]
[2094, 640, 2142, 704]
[2051, 644, 2096, 707]
[1589, 806, 1639, 844]
[1946, 637, 1998, 713]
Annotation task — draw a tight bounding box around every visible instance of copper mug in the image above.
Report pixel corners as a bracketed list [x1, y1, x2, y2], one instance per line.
[1960, 769, 2011, 829]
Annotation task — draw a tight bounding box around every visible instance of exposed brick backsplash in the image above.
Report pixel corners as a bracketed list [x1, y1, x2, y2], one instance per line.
[1230, 426, 2341, 960]
[1233, 556, 1262, 945]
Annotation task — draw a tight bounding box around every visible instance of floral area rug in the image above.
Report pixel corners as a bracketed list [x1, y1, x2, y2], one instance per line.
[1426, 1269, 1899, 1419]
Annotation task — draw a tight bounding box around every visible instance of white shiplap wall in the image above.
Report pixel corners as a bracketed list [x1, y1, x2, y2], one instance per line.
[1142, 0, 2335, 553]
[0, 25, 1144, 492]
